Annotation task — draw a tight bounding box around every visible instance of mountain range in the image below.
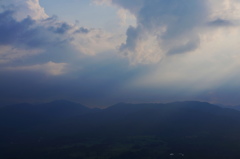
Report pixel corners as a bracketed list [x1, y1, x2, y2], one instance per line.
[1, 101, 240, 159]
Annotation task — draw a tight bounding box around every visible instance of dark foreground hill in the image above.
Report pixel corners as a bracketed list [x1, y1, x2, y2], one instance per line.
[1, 101, 240, 159]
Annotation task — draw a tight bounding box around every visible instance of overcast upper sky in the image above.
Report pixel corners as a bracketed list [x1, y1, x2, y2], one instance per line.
[1, 0, 240, 107]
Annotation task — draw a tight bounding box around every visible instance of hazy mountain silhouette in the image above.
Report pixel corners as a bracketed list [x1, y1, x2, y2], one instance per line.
[0, 100, 90, 137]
[1, 101, 240, 159]
[228, 105, 240, 111]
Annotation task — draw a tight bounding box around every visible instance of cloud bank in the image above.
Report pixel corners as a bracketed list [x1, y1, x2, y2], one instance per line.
[1, 0, 240, 106]
[0, 0, 119, 66]
[104, 0, 240, 64]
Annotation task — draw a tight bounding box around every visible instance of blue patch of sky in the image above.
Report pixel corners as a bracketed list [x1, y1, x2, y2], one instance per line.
[39, 0, 119, 30]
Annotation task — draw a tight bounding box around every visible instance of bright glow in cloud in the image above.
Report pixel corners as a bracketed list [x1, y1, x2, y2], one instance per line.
[117, 8, 136, 27]
[5, 61, 68, 76]
[0, 45, 42, 64]
[209, 0, 240, 21]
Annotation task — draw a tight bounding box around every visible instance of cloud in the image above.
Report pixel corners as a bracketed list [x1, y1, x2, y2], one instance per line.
[117, 8, 136, 27]
[101, 0, 240, 64]
[107, 0, 208, 64]
[71, 28, 122, 55]
[121, 24, 240, 105]
[88, 0, 240, 105]
[0, 10, 35, 46]
[2, 0, 240, 106]
[48, 22, 72, 34]
[5, 61, 68, 76]
[209, 0, 240, 21]
[208, 19, 233, 27]
[0, 0, 120, 65]
[0, 10, 71, 64]
[1, 0, 48, 20]
[0, 45, 42, 64]
[74, 27, 90, 34]
[0, 0, 128, 106]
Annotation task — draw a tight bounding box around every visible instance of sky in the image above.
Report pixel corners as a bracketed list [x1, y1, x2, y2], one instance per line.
[1, 0, 240, 107]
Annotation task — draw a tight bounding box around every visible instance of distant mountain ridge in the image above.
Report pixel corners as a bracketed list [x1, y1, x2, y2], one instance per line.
[2, 100, 240, 159]
[0, 100, 90, 135]
[0, 100, 90, 119]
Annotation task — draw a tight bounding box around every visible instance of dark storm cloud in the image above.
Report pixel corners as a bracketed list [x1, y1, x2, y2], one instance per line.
[0, 6, 89, 66]
[0, 9, 75, 50]
[74, 27, 90, 34]
[48, 22, 72, 34]
[119, 25, 139, 52]
[0, 10, 35, 46]
[167, 37, 200, 55]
